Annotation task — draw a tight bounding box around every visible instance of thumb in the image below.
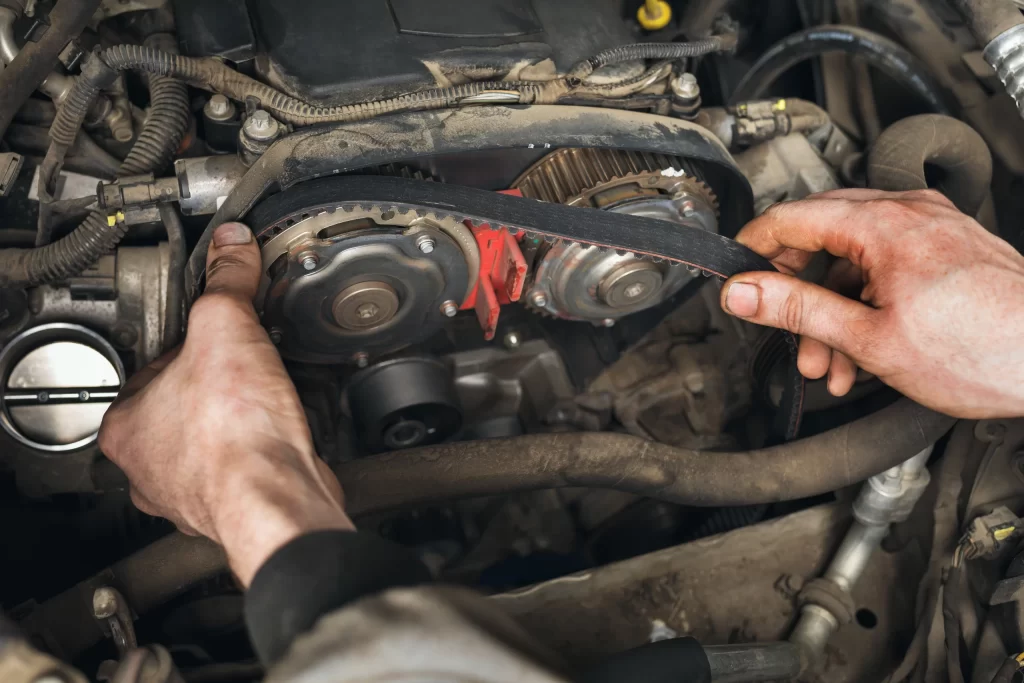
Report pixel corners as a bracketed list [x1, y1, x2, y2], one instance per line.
[204, 222, 262, 300]
[720, 272, 879, 360]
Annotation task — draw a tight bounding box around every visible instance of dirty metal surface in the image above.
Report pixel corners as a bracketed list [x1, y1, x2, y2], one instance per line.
[494, 503, 924, 682]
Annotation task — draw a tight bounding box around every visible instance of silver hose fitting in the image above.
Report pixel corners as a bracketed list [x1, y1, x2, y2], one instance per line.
[789, 446, 933, 658]
[984, 23, 1024, 119]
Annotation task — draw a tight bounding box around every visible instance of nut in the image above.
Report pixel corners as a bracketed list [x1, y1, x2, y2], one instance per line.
[441, 300, 459, 318]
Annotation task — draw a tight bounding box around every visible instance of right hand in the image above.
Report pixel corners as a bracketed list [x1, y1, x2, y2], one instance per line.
[719, 188, 1024, 419]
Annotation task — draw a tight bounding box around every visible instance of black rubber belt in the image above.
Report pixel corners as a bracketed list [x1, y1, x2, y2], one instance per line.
[255, 176, 806, 439]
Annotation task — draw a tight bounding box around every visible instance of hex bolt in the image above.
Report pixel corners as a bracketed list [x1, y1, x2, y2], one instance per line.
[301, 253, 319, 271]
[441, 300, 459, 318]
[243, 110, 280, 142]
[672, 72, 700, 100]
[269, 328, 283, 345]
[353, 352, 369, 368]
[530, 291, 548, 308]
[416, 234, 436, 254]
[206, 94, 233, 120]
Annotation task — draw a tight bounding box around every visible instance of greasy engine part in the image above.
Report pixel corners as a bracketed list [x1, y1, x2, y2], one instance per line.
[513, 148, 719, 323]
[866, 114, 994, 217]
[0, 323, 124, 453]
[346, 357, 463, 453]
[254, 201, 476, 364]
[247, 174, 806, 440]
[189, 106, 755, 297]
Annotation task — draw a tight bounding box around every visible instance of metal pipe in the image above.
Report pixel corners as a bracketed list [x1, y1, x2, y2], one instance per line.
[789, 446, 934, 658]
[706, 642, 805, 683]
[0, 7, 74, 102]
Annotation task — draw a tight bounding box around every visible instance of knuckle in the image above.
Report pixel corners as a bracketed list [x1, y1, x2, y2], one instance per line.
[906, 188, 955, 209]
[778, 290, 806, 334]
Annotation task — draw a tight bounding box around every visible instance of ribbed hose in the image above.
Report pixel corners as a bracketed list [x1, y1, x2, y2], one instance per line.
[119, 35, 189, 176]
[100, 44, 551, 125]
[569, 35, 737, 80]
[0, 43, 189, 287]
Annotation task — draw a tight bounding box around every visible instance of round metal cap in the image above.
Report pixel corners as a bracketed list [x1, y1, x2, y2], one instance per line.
[598, 261, 664, 308]
[332, 281, 400, 331]
[0, 324, 124, 453]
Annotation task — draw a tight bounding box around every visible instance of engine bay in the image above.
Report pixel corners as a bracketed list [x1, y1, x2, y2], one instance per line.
[2, 0, 1024, 681]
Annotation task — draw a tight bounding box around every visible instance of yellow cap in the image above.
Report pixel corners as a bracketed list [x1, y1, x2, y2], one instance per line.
[637, 0, 672, 31]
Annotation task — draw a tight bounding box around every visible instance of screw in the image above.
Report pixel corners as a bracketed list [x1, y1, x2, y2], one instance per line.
[602, 318, 616, 327]
[441, 300, 459, 318]
[530, 291, 548, 308]
[416, 234, 436, 254]
[301, 253, 319, 271]
[672, 72, 700, 100]
[624, 282, 648, 299]
[504, 331, 521, 350]
[353, 352, 369, 368]
[356, 302, 380, 319]
[269, 328, 283, 345]
[677, 199, 696, 218]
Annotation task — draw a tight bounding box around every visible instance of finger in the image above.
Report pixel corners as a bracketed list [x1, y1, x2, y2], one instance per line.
[797, 336, 832, 380]
[736, 199, 878, 263]
[204, 222, 262, 301]
[810, 187, 957, 210]
[721, 272, 880, 361]
[827, 350, 859, 396]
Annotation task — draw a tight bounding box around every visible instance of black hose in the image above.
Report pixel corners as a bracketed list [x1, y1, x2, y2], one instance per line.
[953, 0, 1024, 45]
[0, 37, 190, 288]
[336, 398, 955, 516]
[866, 114, 993, 217]
[730, 25, 953, 115]
[159, 204, 186, 351]
[988, 656, 1022, 683]
[119, 34, 189, 177]
[0, 0, 102, 140]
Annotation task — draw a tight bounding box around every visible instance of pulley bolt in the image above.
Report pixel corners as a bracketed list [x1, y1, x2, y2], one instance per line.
[301, 254, 319, 271]
[530, 291, 548, 308]
[441, 300, 459, 318]
[269, 328, 283, 345]
[416, 234, 436, 254]
[353, 352, 369, 368]
[624, 282, 648, 299]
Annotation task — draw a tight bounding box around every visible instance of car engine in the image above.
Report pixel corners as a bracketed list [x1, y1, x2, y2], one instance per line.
[2, 0, 1024, 681]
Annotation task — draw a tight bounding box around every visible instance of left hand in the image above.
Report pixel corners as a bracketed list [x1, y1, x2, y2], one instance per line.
[99, 222, 354, 586]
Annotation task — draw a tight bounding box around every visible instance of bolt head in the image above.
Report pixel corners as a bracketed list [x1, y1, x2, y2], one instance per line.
[441, 300, 458, 318]
[504, 332, 521, 350]
[530, 291, 548, 308]
[354, 352, 369, 368]
[623, 282, 648, 299]
[206, 94, 233, 119]
[244, 110, 280, 141]
[301, 254, 318, 271]
[356, 302, 380, 319]
[672, 73, 700, 99]
[602, 318, 616, 327]
[416, 235, 436, 254]
[269, 328, 283, 345]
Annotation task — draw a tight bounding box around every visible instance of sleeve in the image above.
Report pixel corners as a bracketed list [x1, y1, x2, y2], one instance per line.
[244, 529, 431, 665]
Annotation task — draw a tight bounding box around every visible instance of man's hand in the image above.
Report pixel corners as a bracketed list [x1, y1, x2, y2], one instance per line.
[99, 223, 354, 586]
[720, 188, 1024, 419]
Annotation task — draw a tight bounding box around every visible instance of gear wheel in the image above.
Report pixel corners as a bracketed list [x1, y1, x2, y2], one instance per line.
[512, 148, 719, 322]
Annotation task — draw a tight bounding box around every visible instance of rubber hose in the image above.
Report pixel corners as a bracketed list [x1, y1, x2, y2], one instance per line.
[0, 0, 102, 140]
[953, 0, 1024, 44]
[0, 38, 190, 287]
[866, 114, 992, 216]
[336, 398, 955, 516]
[158, 204, 186, 350]
[730, 25, 953, 115]
[119, 34, 189, 177]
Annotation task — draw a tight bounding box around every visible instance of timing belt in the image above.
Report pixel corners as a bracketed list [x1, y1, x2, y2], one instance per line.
[311, 175, 806, 440]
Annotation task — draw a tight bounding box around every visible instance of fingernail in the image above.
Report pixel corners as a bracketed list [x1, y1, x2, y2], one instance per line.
[724, 282, 759, 317]
[213, 222, 251, 247]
